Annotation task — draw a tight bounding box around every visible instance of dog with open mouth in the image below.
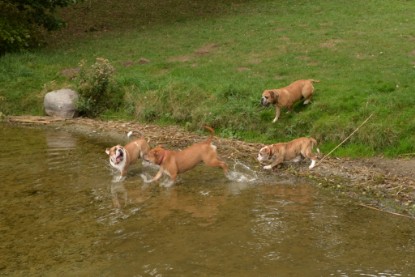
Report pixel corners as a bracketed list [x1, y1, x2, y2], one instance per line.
[142, 126, 228, 186]
[105, 131, 150, 180]
[257, 137, 319, 170]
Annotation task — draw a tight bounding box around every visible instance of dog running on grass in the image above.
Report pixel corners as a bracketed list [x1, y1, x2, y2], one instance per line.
[261, 79, 319, 122]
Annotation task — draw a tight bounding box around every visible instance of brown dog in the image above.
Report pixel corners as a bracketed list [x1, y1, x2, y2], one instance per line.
[261, 79, 319, 122]
[106, 131, 150, 180]
[142, 126, 228, 185]
[257, 137, 319, 170]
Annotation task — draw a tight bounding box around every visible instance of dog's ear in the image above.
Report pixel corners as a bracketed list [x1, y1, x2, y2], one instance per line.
[152, 148, 164, 161]
[270, 90, 279, 102]
[265, 147, 272, 156]
[152, 146, 163, 155]
[260, 146, 270, 155]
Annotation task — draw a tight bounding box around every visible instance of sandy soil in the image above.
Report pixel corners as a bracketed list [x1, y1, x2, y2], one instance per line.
[5, 116, 415, 218]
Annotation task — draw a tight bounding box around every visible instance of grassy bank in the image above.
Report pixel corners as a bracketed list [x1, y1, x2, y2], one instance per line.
[1, 0, 414, 157]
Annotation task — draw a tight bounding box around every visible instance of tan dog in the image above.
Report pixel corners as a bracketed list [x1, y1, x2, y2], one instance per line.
[261, 79, 319, 122]
[257, 137, 319, 170]
[142, 126, 228, 185]
[106, 131, 150, 180]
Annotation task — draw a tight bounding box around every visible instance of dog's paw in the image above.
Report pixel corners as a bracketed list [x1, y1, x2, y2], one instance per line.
[309, 160, 316, 169]
[112, 175, 126, 183]
[140, 174, 151, 183]
[161, 179, 175, 188]
[263, 165, 272, 170]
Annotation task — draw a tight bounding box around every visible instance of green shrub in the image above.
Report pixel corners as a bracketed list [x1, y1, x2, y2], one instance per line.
[76, 58, 124, 117]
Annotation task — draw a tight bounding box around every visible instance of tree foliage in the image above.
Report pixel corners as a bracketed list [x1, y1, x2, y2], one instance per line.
[0, 0, 79, 55]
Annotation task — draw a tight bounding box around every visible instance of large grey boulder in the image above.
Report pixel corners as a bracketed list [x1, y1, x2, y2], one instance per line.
[44, 88, 79, 118]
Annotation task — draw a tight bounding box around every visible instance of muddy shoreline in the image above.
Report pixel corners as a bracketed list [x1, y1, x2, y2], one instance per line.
[5, 116, 415, 218]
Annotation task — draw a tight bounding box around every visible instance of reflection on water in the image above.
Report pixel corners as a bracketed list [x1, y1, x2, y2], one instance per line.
[1, 124, 415, 276]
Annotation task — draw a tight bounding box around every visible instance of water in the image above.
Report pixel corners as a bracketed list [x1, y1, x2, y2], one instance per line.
[1, 124, 414, 276]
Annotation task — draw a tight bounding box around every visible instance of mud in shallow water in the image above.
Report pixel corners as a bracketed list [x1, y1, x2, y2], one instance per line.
[1, 124, 415, 276]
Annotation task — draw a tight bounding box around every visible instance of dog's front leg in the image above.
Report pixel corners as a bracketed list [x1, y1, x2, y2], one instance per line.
[121, 168, 128, 177]
[272, 106, 281, 123]
[114, 175, 126, 182]
[264, 158, 283, 170]
[142, 168, 163, 183]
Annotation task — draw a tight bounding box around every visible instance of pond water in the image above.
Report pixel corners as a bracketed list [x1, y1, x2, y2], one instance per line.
[1, 124, 414, 276]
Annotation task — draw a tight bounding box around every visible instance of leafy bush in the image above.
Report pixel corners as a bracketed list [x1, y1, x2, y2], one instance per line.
[76, 58, 124, 117]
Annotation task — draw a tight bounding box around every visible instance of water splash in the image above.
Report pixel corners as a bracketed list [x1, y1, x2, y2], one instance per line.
[226, 160, 258, 183]
[140, 172, 174, 187]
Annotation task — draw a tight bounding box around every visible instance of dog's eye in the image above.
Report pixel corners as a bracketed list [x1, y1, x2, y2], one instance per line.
[264, 96, 268, 99]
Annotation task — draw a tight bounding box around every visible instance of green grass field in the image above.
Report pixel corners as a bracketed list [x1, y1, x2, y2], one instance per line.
[1, 0, 414, 157]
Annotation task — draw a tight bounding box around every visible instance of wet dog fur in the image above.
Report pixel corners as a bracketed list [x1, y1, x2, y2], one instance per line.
[142, 126, 228, 186]
[106, 131, 150, 180]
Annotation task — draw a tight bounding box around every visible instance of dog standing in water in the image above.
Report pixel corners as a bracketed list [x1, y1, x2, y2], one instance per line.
[106, 131, 150, 180]
[142, 126, 228, 186]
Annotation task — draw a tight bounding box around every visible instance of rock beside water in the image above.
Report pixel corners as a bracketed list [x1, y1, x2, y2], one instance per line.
[44, 88, 79, 118]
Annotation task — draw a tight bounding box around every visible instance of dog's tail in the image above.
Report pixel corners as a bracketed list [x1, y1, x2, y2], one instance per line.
[127, 130, 144, 139]
[204, 126, 215, 144]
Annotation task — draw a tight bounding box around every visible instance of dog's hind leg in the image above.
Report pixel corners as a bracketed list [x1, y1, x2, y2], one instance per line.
[301, 146, 317, 169]
[292, 156, 302, 163]
[216, 160, 229, 174]
[302, 151, 317, 169]
[204, 157, 229, 174]
[309, 159, 316, 169]
[302, 82, 314, 105]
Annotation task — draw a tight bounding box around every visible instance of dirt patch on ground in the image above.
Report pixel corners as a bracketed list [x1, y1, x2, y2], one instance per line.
[5, 116, 415, 218]
[168, 43, 219, 63]
[194, 43, 219, 56]
[320, 38, 344, 49]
